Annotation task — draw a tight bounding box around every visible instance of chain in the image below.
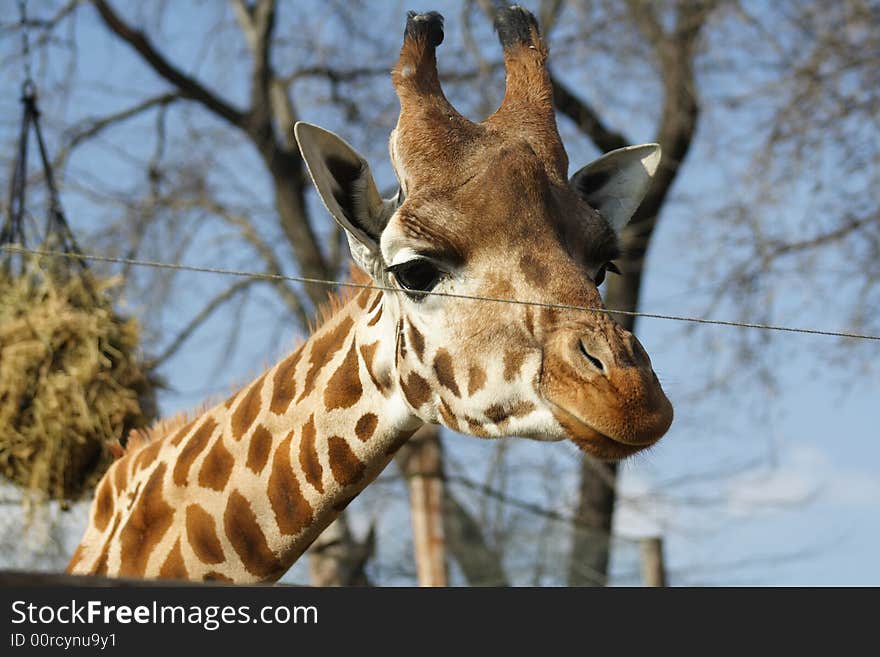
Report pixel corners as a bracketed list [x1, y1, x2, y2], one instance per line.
[18, 0, 35, 96]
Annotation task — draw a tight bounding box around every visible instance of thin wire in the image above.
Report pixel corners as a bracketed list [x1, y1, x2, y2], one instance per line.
[3, 244, 880, 342]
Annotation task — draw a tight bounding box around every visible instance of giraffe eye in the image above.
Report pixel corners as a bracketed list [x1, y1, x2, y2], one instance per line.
[387, 259, 443, 298]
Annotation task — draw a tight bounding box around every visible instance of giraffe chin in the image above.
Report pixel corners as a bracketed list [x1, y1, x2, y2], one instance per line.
[549, 405, 654, 462]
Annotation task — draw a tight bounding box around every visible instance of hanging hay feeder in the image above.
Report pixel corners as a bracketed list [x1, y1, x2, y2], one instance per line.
[0, 256, 155, 501]
[0, 80, 156, 503]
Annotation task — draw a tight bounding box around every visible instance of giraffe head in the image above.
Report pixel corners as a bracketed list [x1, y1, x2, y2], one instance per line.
[295, 7, 672, 460]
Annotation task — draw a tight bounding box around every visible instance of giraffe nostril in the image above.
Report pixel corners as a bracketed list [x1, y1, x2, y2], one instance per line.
[579, 340, 605, 372]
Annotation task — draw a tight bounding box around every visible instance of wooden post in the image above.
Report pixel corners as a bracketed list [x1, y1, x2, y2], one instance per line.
[396, 425, 447, 587]
[640, 536, 667, 587]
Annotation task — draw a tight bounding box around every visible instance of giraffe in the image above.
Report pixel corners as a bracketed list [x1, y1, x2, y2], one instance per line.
[66, 6, 673, 583]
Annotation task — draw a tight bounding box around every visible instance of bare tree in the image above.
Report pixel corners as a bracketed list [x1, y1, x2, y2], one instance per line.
[2, 0, 876, 585]
[534, 0, 714, 586]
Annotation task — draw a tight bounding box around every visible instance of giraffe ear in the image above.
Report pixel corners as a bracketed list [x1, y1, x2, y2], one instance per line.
[295, 122, 398, 274]
[570, 144, 661, 234]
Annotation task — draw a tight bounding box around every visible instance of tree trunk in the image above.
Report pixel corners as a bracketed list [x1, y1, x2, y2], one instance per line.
[566, 1, 708, 586]
[396, 426, 510, 586]
[396, 425, 448, 586]
[443, 488, 509, 586]
[567, 459, 616, 586]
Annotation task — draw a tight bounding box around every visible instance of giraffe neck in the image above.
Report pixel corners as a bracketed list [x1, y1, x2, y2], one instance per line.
[68, 286, 422, 582]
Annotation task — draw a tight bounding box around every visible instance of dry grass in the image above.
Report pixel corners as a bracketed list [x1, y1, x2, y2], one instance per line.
[0, 255, 155, 501]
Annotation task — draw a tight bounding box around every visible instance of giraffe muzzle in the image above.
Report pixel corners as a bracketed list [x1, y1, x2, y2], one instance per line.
[540, 329, 673, 460]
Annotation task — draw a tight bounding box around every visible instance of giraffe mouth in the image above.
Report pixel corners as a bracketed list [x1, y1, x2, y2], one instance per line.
[547, 402, 655, 461]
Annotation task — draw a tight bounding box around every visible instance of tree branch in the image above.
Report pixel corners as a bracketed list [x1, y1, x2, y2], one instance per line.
[146, 277, 256, 368]
[92, 1, 246, 128]
[550, 76, 630, 153]
[56, 92, 179, 170]
[538, 0, 565, 37]
[93, 0, 332, 303]
[231, 0, 276, 135]
[224, 1, 330, 298]
[232, 0, 300, 151]
[164, 193, 311, 327]
[762, 213, 878, 265]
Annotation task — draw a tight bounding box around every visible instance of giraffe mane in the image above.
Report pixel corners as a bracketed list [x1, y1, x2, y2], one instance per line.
[310, 264, 372, 334]
[113, 404, 214, 459]
[113, 264, 373, 457]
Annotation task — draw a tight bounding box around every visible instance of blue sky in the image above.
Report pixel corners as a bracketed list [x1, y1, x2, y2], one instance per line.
[1, 1, 877, 585]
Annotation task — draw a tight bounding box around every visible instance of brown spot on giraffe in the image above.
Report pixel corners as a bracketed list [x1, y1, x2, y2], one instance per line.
[113, 456, 128, 494]
[270, 347, 303, 415]
[520, 252, 549, 288]
[356, 288, 372, 309]
[438, 398, 459, 430]
[224, 489, 283, 579]
[503, 349, 526, 381]
[170, 419, 196, 446]
[94, 552, 108, 576]
[125, 482, 141, 512]
[485, 404, 509, 425]
[298, 316, 354, 402]
[231, 374, 265, 440]
[367, 303, 383, 326]
[159, 538, 189, 580]
[401, 371, 431, 409]
[246, 424, 273, 475]
[186, 504, 225, 565]
[269, 432, 314, 535]
[324, 341, 363, 410]
[524, 305, 535, 338]
[328, 436, 366, 487]
[510, 400, 537, 417]
[485, 400, 536, 424]
[223, 394, 236, 410]
[93, 477, 114, 532]
[133, 439, 161, 472]
[118, 463, 175, 578]
[298, 415, 324, 493]
[540, 306, 559, 330]
[367, 291, 382, 313]
[91, 513, 120, 576]
[465, 417, 491, 438]
[433, 348, 460, 397]
[486, 271, 515, 299]
[355, 413, 378, 442]
[203, 571, 233, 583]
[198, 436, 235, 492]
[360, 341, 391, 393]
[173, 417, 217, 486]
[397, 319, 408, 360]
[407, 320, 425, 361]
[467, 365, 487, 396]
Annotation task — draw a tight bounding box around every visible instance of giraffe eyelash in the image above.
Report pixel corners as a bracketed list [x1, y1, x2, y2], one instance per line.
[385, 258, 447, 298]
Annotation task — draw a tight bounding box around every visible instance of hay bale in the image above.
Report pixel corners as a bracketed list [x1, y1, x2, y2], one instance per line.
[0, 255, 154, 500]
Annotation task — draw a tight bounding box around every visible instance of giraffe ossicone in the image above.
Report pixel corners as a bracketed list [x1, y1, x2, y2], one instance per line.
[67, 5, 672, 583]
